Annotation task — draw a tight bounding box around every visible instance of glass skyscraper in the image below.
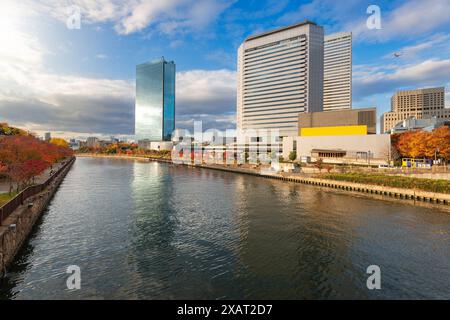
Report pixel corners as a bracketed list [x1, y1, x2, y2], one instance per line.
[135, 58, 175, 141]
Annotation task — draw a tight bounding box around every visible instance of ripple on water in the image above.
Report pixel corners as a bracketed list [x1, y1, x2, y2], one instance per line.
[1, 157, 449, 300]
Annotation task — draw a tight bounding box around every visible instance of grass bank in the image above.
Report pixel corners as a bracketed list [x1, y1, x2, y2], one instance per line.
[0, 192, 17, 207]
[319, 173, 450, 194]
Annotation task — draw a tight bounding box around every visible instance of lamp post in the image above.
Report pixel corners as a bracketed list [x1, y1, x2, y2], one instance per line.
[434, 148, 439, 164]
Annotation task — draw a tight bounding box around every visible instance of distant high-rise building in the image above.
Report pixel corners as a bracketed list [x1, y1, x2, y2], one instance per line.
[69, 138, 80, 150]
[323, 32, 352, 111]
[236, 21, 324, 137]
[381, 87, 450, 133]
[86, 137, 100, 148]
[135, 57, 175, 141]
[44, 132, 51, 141]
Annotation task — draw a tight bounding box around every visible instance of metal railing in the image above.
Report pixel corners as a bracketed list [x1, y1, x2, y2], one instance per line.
[0, 157, 75, 223]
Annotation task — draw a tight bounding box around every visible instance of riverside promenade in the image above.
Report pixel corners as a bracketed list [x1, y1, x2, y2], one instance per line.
[0, 158, 75, 277]
[0, 161, 68, 194]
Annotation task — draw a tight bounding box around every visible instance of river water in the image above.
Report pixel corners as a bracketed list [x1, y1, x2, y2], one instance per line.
[1, 157, 449, 299]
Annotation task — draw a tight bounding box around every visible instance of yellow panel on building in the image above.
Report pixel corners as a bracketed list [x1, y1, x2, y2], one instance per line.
[300, 125, 368, 136]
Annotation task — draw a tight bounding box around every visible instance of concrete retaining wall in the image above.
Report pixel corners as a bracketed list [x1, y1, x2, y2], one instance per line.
[393, 172, 450, 180]
[195, 164, 450, 206]
[0, 159, 74, 277]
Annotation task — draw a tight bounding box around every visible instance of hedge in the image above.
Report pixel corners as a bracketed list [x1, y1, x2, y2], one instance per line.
[319, 173, 450, 194]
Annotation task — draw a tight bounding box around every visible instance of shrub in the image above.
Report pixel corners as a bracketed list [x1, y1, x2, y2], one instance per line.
[319, 173, 450, 194]
[315, 158, 324, 172]
[289, 151, 297, 161]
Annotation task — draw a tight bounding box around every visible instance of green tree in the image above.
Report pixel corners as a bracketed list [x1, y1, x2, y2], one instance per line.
[289, 151, 297, 161]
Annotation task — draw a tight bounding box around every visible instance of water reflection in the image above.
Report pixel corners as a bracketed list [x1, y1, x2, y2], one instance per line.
[0, 158, 449, 299]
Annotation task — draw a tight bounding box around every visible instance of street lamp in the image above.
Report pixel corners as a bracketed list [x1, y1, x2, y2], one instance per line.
[434, 148, 439, 163]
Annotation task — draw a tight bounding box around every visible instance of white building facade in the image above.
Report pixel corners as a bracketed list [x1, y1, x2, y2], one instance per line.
[323, 32, 352, 111]
[236, 21, 324, 137]
[283, 134, 391, 165]
[381, 87, 450, 133]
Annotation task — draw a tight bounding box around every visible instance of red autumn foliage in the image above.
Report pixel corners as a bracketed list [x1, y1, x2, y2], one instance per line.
[0, 135, 73, 194]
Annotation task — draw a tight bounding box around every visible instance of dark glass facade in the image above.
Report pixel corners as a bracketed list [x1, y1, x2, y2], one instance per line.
[135, 58, 175, 141]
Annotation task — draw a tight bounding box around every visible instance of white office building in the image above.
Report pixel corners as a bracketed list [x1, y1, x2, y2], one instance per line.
[236, 21, 324, 137]
[323, 32, 352, 111]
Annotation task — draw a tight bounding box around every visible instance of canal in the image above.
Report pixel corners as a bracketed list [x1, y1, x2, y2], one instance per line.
[1, 157, 449, 299]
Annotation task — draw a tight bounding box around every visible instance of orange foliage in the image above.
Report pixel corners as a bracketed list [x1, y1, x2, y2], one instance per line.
[50, 137, 69, 148]
[394, 126, 450, 160]
[0, 135, 73, 193]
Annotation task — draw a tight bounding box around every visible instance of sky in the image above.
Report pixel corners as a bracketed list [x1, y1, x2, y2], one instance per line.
[0, 0, 449, 140]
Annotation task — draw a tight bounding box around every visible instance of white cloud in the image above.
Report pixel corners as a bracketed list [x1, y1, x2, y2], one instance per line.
[176, 69, 236, 115]
[174, 69, 237, 131]
[0, 2, 135, 134]
[169, 40, 184, 49]
[277, 0, 360, 33]
[0, 1, 237, 135]
[205, 50, 236, 68]
[116, 0, 180, 34]
[277, 0, 450, 43]
[349, 0, 450, 42]
[96, 54, 109, 59]
[353, 59, 450, 99]
[118, 0, 234, 35]
[383, 34, 450, 60]
[33, 0, 233, 35]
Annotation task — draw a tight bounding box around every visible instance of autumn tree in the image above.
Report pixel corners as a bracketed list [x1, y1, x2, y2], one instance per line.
[50, 137, 69, 148]
[0, 123, 27, 136]
[315, 158, 324, 172]
[393, 126, 450, 162]
[429, 126, 450, 161]
[0, 134, 73, 194]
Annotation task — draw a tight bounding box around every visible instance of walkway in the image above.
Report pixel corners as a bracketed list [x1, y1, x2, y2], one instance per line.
[0, 161, 67, 193]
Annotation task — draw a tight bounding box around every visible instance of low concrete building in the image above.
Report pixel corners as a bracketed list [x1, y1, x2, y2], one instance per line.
[138, 139, 173, 151]
[283, 134, 391, 165]
[298, 107, 376, 135]
[151, 141, 173, 151]
[390, 116, 450, 133]
[69, 139, 79, 151]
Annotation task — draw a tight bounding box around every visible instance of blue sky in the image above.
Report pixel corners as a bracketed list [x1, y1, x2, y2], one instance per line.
[0, 0, 449, 139]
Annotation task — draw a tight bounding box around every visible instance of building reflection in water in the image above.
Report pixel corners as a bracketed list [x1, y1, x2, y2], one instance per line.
[3, 158, 449, 300]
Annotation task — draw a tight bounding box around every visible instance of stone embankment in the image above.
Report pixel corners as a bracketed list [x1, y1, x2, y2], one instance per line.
[0, 158, 75, 277]
[194, 164, 450, 206]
